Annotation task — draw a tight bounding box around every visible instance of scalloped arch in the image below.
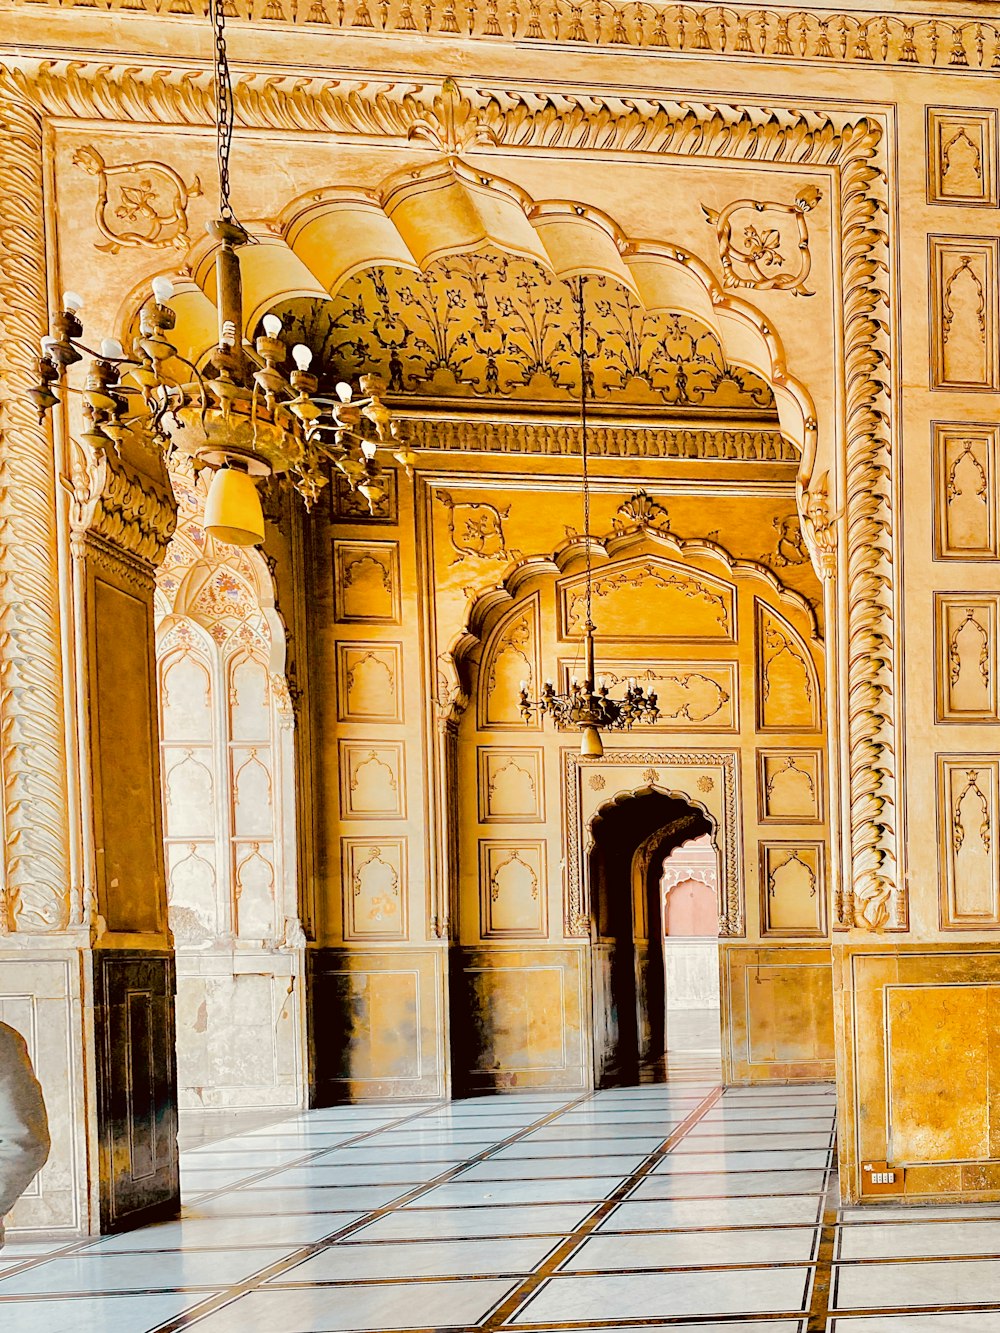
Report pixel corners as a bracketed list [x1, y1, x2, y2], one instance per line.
[139, 155, 817, 474]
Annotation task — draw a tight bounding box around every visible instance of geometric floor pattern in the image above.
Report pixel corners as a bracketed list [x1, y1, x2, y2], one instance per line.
[2, 1075, 999, 1330]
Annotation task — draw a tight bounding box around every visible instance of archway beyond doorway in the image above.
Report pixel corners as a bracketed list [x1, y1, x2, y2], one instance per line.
[587, 787, 716, 1088]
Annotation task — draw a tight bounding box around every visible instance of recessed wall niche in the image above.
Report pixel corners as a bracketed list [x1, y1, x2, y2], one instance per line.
[927, 108, 999, 207]
[935, 593, 1000, 722]
[757, 750, 823, 823]
[933, 422, 1000, 560]
[759, 842, 826, 937]
[479, 840, 547, 937]
[341, 837, 407, 940]
[339, 741, 405, 818]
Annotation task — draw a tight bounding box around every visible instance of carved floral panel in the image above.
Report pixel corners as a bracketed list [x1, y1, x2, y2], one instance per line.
[935, 594, 1000, 723]
[933, 422, 1000, 560]
[333, 540, 401, 623]
[561, 659, 739, 732]
[927, 109, 999, 207]
[929, 237, 999, 391]
[759, 841, 826, 937]
[938, 756, 1000, 928]
[342, 837, 407, 940]
[477, 748, 545, 823]
[336, 642, 403, 723]
[560, 557, 735, 643]
[757, 750, 824, 823]
[339, 741, 406, 819]
[479, 840, 547, 938]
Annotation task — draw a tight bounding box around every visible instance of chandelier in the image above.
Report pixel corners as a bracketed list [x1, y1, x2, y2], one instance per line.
[519, 277, 659, 757]
[30, 0, 416, 545]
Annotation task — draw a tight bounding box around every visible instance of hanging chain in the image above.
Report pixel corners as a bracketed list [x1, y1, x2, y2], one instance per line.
[209, 0, 236, 223]
[579, 274, 593, 631]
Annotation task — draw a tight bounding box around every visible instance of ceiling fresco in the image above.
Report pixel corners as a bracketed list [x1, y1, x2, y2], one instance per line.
[267, 251, 779, 420]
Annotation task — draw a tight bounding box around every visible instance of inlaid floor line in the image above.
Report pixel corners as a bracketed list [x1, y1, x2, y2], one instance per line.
[149, 1089, 602, 1333]
[804, 1136, 839, 1333]
[0, 1101, 446, 1284]
[478, 1083, 726, 1331]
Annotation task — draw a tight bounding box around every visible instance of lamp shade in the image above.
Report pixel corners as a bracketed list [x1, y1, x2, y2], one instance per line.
[203, 466, 266, 546]
[580, 725, 604, 758]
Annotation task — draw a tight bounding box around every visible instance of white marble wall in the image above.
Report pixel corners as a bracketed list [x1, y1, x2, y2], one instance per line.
[664, 938, 720, 1009]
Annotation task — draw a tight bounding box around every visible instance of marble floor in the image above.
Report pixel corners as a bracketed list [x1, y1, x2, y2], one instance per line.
[4, 1060, 1000, 1330]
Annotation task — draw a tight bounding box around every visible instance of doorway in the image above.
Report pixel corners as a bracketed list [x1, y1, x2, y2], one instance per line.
[587, 787, 713, 1087]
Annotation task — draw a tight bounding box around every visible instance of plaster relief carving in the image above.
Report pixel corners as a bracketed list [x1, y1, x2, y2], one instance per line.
[72, 145, 202, 253]
[762, 515, 810, 569]
[702, 185, 822, 296]
[336, 642, 403, 722]
[759, 750, 823, 823]
[339, 742, 405, 818]
[581, 661, 738, 731]
[760, 843, 825, 937]
[437, 491, 522, 565]
[480, 841, 546, 937]
[342, 838, 407, 939]
[481, 597, 540, 730]
[333, 540, 400, 622]
[939, 757, 1000, 927]
[234, 843, 277, 939]
[167, 842, 218, 945]
[756, 603, 820, 731]
[478, 748, 544, 822]
[561, 558, 734, 642]
[936, 595, 999, 722]
[934, 423, 999, 560]
[163, 750, 214, 838]
[611, 491, 671, 534]
[928, 109, 998, 207]
[407, 420, 794, 461]
[930, 238, 999, 390]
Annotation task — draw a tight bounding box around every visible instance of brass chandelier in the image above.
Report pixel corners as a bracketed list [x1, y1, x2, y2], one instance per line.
[519, 278, 659, 757]
[30, 0, 416, 544]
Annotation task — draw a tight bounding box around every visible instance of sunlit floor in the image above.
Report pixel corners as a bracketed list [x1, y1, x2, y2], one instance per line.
[4, 1056, 999, 1330]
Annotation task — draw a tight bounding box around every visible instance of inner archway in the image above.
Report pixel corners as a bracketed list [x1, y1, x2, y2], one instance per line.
[588, 787, 713, 1088]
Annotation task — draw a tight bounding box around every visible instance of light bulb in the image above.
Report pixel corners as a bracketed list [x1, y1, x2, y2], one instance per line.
[100, 337, 124, 359]
[62, 291, 83, 313]
[292, 344, 313, 371]
[262, 314, 282, 338]
[151, 276, 174, 305]
[519, 680, 528, 692]
[335, 380, 353, 403]
[40, 335, 57, 354]
[220, 320, 237, 348]
[360, 438, 378, 460]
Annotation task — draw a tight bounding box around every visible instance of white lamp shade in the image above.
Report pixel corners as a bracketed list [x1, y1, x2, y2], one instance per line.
[203, 467, 266, 547]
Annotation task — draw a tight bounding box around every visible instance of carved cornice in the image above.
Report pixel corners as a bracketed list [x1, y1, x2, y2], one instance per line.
[5, 3, 1000, 74]
[407, 419, 796, 462]
[0, 61, 900, 932]
[0, 83, 72, 934]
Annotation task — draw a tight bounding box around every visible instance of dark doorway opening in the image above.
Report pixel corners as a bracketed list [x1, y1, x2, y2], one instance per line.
[588, 787, 713, 1087]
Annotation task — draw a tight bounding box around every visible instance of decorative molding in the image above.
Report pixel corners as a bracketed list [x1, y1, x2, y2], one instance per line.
[560, 555, 735, 643]
[72, 145, 201, 254]
[336, 641, 403, 722]
[0, 83, 72, 933]
[437, 490, 522, 565]
[755, 601, 821, 732]
[703, 184, 822, 296]
[406, 419, 795, 461]
[341, 836, 407, 939]
[927, 108, 999, 207]
[479, 594, 540, 730]
[564, 749, 741, 937]
[478, 839, 547, 937]
[330, 468, 398, 523]
[565, 659, 739, 732]
[477, 746, 544, 822]
[757, 749, 824, 823]
[338, 740, 405, 818]
[11, 5, 1000, 73]
[70, 440, 177, 575]
[332, 539, 400, 623]
[937, 756, 1000, 928]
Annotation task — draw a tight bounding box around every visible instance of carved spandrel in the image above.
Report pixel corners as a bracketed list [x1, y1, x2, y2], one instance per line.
[934, 423, 999, 560]
[930, 238, 999, 392]
[936, 595, 1000, 723]
[480, 597, 540, 730]
[939, 757, 1000, 928]
[755, 603, 820, 732]
[927, 109, 999, 207]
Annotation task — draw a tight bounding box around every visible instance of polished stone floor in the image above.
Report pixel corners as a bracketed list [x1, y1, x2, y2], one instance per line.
[4, 1050, 1000, 1330]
